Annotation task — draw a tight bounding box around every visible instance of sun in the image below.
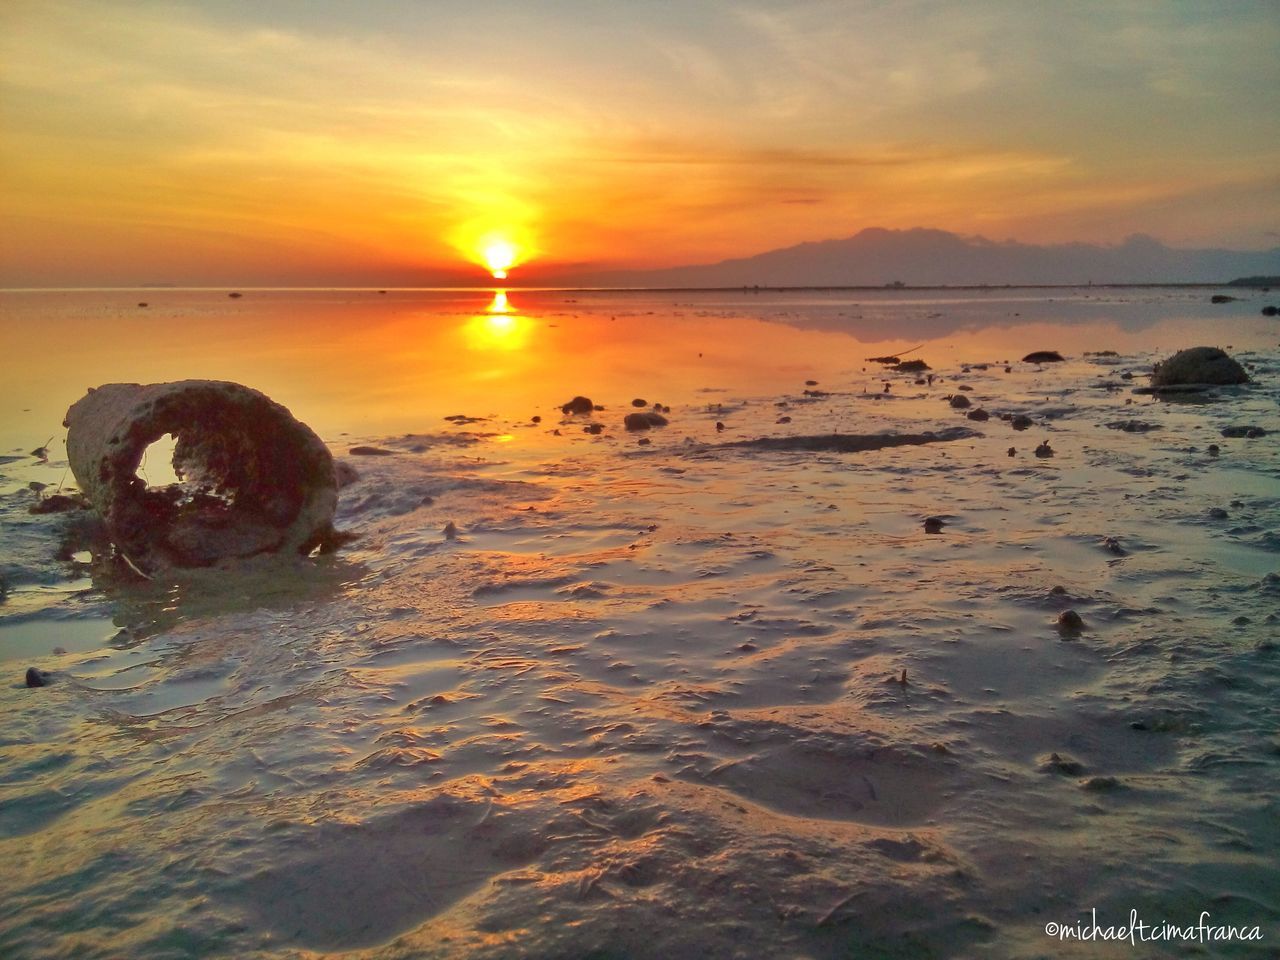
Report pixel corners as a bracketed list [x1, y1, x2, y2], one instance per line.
[482, 238, 518, 280]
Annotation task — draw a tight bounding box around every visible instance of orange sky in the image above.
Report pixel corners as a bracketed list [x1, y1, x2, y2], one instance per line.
[1, 1, 1278, 285]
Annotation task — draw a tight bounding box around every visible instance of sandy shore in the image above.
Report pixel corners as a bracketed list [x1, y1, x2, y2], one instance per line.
[1, 288, 1278, 958]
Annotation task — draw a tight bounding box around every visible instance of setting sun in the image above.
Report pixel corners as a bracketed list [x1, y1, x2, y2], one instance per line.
[482, 238, 517, 280]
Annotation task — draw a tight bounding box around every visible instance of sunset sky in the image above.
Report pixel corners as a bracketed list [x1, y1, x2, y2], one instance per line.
[2, 0, 1278, 285]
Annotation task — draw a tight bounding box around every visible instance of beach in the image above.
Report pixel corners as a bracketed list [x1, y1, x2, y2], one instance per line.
[1, 287, 1278, 958]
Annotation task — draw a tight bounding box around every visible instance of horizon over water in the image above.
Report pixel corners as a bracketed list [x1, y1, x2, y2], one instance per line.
[1, 285, 1278, 958]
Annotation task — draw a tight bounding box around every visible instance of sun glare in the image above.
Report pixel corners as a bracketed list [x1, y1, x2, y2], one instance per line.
[482, 238, 517, 280]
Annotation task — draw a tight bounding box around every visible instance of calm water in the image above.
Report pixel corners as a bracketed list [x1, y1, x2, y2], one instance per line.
[1, 287, 1278, 958]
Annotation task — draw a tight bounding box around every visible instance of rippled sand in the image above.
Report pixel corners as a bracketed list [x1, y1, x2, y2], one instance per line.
[2, 288, 1278, 958]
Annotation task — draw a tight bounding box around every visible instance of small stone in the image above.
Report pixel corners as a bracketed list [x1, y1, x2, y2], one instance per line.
[25, 667, 49, 688]
[1057, 609, 1084, 631]
[967, 408, 989, 422]
[1103, 536, 1125, 555]
[1050, 585, 1067, 595]
[1006, 447, 1016, 457]
[1081, 776, 1121, 792]
[1034, 441, 1054, 458]
[923, 517, 945, 534]
[561, 396, 594, 416]
[1011, 415, 1033, 430]
[531, 415, 542, 424]
[1022, 351, 1065, 363]
[1207, 507, 1228, 520]
[949, 394, 971, 409]
[776, 416, 792, 424]
[631, 398, 647, 407]
[715, 421, 725, 431]
[624, 412, 668, 431]
[349, 446, 393, 456]
[637, 437, 651, 446]
[584, 423, 603, 435]
[1207, 444, 1219, 456]
[1040, 752, 1086, 776]
[443, 521, 458, 539]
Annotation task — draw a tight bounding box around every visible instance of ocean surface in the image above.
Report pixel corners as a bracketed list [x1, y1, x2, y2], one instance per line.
[1, 286, 1278, 958]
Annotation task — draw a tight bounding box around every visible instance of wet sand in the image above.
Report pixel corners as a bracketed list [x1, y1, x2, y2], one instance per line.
[1, 287, 1278, 958]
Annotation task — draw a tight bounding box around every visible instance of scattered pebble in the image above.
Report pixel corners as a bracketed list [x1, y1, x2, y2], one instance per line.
[923, 516, 945, 534]
[1208, 507, 1229, 520]
[561, 396, 594, 416]
[1081, 776, 1122, 792]
[1034, 441, 1054, 458]
[1039, 752, 1086, 775]
[1022, 350, 1065, 363]
[25, 667, 49, 688]
[1057, 609, 1084, 631]
[1010, 415, 1033, 430]
[967, 409, 989, 422]
[631, 398, 648, 407]
[443, 521, 458, 540]
[949, 395, 971, 409]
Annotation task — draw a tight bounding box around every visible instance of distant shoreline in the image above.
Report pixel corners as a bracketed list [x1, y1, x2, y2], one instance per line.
[0, 281, 1262, 295]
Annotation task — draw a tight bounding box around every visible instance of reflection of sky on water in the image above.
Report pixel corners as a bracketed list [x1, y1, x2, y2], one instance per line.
[0, 287, 1273, 451]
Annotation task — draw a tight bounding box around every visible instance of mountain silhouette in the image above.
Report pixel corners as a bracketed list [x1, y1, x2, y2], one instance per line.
[573, 228, 1280, 287]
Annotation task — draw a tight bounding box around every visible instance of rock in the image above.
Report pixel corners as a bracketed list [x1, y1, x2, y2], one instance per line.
[25, 667, 49, 687]
[561, 396, 594, 416]
[631, 398, 647, 407]
[228, 292, 242, 298]
[1007, 447, 1016, 457]
[531, 415, 542, 424]
[1057, 609, 1084, 631]
[966, 409, 989, 422]
[137, 302, 148, 308]
[949, 395, 971, 409]
[1207, 444, 1220, 456]
[583, 423, 603, 435]
[957, 384, 973, 391]
[1039, 752, 1086, 775]
[1210, 294, 1236, 304]
[1208, 507, 1228, 520]
[1150, 347, 1249, 386]
[715, 421, 725, 432]
[637, 437, 651, 446]
[443, 521, 458, 540]
[892, 359, 930, 372]
[64, 381, 339, 572]
[1034, 442, 1054, 458]
[1010, 415, 1033, 430]
[1262, 306, 1279, 317]
[1103, 536, 1125, 555]
[624, 412, 668, 431]
[349, 446, 393, 456]
[923, 517, 945, 534]
[1221, 426, 1266, 438]
[1081, 776, 1121, 792]
[1022, 351, 1065, 363]
[776, 416, 792, 424]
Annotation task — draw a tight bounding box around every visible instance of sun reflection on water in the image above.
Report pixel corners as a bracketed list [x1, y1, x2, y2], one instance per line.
[462, 290, 531, 352]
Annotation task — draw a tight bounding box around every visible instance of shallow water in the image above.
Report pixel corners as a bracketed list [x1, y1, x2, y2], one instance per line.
[1, 287, 1278, 958]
